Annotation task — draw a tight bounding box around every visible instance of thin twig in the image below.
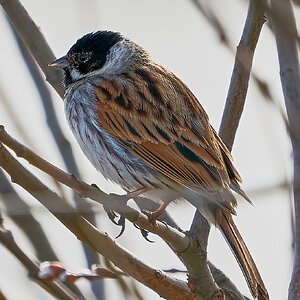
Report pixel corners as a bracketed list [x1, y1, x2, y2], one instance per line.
[219, 0, 267, 149]
[188, 0, 266, 298]
[269, 1, 300, 299]
[0, 169, 58, 261]
[0, 219, 78, 300]
[0, 0, 64, 97]
[0, 289, 7, 300]
[190, 0, 230, 47]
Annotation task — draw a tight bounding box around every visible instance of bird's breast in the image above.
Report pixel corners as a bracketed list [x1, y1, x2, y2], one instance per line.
[63, 81, 165, 191]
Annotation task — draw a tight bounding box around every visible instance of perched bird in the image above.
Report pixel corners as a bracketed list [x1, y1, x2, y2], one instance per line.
[49, 31, 268, 299]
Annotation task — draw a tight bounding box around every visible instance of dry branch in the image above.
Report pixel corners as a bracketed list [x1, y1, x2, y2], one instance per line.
[188, 0, 267, 298]
[0, 0, 64, 97]
[219, 0, 266, 150]
[269, 1, 300, 299]
[0, 289, 7, 300]
[0, 217, 78, 300]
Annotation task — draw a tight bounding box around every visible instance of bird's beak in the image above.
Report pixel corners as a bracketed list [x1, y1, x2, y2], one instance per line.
[48, 56, 69, 69]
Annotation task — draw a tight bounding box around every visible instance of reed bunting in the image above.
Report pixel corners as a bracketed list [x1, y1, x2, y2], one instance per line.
[49, 31, 268, 299]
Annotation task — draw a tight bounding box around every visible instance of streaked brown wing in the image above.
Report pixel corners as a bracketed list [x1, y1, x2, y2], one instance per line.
[93, 63, 241, 191]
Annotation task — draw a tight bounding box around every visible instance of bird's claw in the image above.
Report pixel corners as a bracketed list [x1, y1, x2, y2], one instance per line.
[104, 207, 118, 224]
[115, 215, 126, 238]
[133, 223, 154, 243]
[91, 184, 127, 237]
[103, 206, 126, 238]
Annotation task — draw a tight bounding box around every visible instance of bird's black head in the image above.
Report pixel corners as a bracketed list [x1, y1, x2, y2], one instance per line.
[67, 31, 123, 74]
[49, 31, 124, 86]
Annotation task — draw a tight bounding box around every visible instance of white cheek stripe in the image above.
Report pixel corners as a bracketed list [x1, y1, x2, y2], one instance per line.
[100, 41, 134, 75]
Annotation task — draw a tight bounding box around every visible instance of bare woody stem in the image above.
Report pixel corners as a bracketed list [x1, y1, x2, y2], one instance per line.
[0, 289, 7, 300]
[0, 0, 64, 97]
[219, 0, 266, 150]
[0, 223, 78, 300]
[269, 1, 300, 299]
[188, 0, 266, 298]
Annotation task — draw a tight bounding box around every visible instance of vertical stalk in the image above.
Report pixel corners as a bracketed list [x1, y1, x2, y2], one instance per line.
[269, 1, 300, 299]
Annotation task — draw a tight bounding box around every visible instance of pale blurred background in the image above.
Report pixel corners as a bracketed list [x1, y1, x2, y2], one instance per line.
[0, 0, 298, 299]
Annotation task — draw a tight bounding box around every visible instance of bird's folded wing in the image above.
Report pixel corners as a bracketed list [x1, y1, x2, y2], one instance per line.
[93, 64, 241, 191]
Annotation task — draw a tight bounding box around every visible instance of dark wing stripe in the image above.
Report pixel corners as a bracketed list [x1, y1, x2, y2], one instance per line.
[139, 123, 170, 144]
[141, 122, 158, 141]
[115, 94, 132, 109]
[103, 112, 123, 136]
[135, 69, 163, 103]
[173, 142, 222, 184]
[123, 118, 141, 138]
[94, 84, 112, 101]
[155, 125, 172, 142]
[132, 147, 183, 184]
[175, 142, 202, 163]
[133, 145, 186, 179]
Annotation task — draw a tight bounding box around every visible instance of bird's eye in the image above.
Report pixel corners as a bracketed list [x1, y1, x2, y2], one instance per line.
[77, 52, 91, 63]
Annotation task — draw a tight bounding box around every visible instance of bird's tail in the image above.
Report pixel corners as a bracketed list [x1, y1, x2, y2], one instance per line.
[218, 213, 269, 300]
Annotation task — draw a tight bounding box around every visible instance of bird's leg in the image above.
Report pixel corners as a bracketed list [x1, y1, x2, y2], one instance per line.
[105, 186, 148, 215]
[143, 200, 171, 225]
[124, 186, 149, 200]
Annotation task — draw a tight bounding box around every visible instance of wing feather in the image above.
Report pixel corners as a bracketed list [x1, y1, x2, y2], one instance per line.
[94, 64, 241, 192]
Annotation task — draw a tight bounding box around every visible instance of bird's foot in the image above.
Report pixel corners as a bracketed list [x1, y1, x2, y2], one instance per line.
[124, 186, 149, 200]
[142, 201, 170, 226]
[142, 209, 160, 226]
[133, 224, 154, 243]
[103, 206, 126, 238]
